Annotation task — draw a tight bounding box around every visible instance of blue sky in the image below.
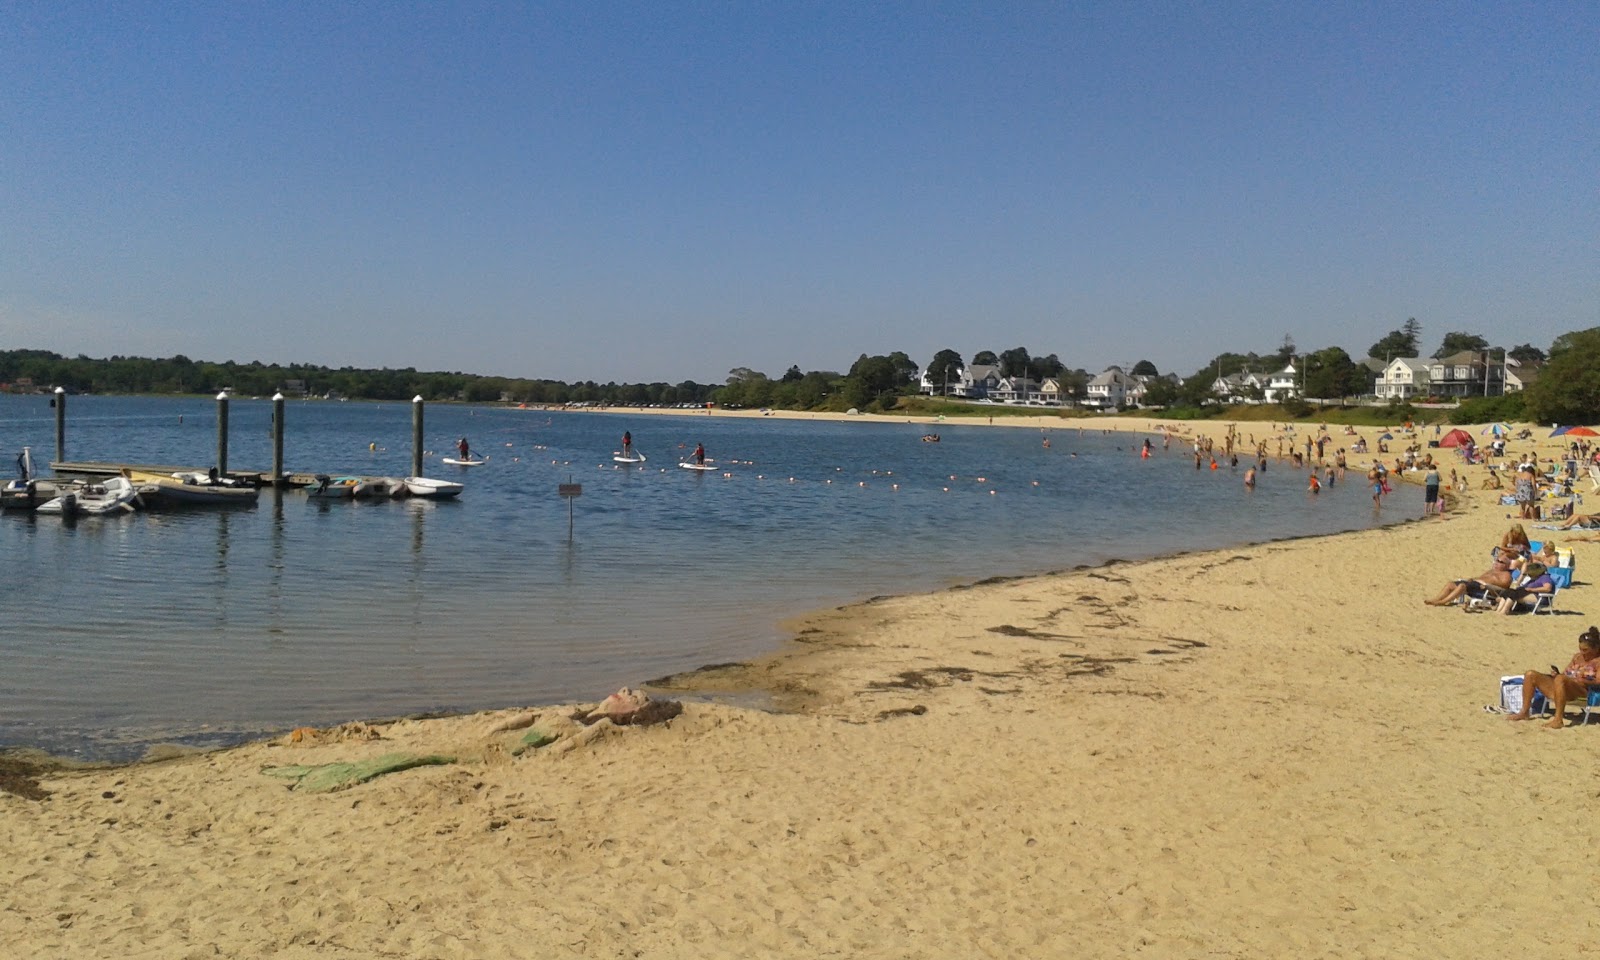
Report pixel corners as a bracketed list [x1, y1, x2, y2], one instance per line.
[2, 2, 1595, 383]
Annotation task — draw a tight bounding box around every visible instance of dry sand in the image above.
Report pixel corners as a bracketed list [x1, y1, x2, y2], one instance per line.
[5, 418, 1595, 958]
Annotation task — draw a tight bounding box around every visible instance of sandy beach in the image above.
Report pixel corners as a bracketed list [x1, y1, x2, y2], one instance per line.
[6, 415, 1594, 958]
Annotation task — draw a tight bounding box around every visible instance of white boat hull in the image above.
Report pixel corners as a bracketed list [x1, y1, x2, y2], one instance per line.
[403, 476, 464, 498]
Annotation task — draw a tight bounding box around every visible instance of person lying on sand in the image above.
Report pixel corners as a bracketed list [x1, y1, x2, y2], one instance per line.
[1509, 627, 1600, 729]
[1423, 563, 1514, 606]
[1552, 513, 1600, 530]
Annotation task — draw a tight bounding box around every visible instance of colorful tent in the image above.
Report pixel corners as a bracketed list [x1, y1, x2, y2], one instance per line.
[1439, 428, 1474, 448]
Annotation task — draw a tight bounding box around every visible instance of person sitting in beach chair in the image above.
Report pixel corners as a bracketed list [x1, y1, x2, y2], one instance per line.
[1508, 628, 1600, 728]
[1423, 562, 1515, 607]
[1489, 563, 1556, 615]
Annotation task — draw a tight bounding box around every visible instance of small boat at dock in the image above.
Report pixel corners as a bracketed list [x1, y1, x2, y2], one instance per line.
[36, 476, 140, 516]
[403, 476, 464, 498]
[124, 469, 260, 507]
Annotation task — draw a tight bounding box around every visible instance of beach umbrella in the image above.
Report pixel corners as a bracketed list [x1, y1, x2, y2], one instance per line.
[1567, 426, 1600, 437]
[1551, 425, 1573, 437]
[1378, 432, 1394, 440]
[1482, 423, 1510, 436]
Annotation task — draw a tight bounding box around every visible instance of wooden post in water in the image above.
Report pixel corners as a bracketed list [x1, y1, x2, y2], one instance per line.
[411, 395, 424, 477]
[216, 392, 230, 476]
[53, 387, 66, 462]
[271, 392, 285, 488]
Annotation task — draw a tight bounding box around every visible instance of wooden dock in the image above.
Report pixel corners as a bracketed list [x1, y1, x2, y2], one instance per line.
[49, 461, 322, 488]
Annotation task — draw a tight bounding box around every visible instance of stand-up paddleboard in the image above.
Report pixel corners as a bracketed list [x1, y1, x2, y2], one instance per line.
[679, 462, 716, 471]
[442, 456, 488, 466]
[613, 451, 647, 464]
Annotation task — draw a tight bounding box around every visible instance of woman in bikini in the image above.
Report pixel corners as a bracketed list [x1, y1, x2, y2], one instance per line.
[1509, 628, 1600, 728]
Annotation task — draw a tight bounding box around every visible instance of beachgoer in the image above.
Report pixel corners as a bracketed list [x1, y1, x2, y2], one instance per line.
[1500, 524, 1532, 557]
[458, 437, 470, 460]
[693, 443, 705, 466]
[1423, 562, 1515, 606]
[1496, 562, 1556, 615]
[1244, 467, 1256, 489]
[1369, 467, 1383, 505]
[1423, 466, 1441, 517]
[1308, 474, 1321, 494]
[1509, 628, 1600, 728]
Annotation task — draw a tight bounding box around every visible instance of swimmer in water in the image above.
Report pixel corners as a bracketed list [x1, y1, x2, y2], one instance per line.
[1244, 467, 1256, 489]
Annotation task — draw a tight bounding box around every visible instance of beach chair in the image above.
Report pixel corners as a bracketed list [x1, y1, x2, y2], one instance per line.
[1589, 463, 1600, 493]
[1583, 688, 1600, 725]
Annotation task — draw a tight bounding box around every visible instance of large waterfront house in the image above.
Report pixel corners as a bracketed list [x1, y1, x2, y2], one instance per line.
[1427, 350, 1505, 397]
[1374, 358, 1432, 399]
[989, 375, 1042, 404]
[1211, 371, 1267, 404]
[921, 363, 1002, 399]
[1084, 367, 1135, 409]
[1504, 358, 1541, 393]
[1263, 362, 1299, 403]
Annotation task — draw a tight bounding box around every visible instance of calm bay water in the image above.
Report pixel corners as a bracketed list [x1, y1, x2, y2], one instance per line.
[2, 394, 1389, 759]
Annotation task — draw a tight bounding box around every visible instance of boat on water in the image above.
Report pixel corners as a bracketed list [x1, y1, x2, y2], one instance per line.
[36, 476, 140, 516]
[351, 476, 407, 498]
[2, 478, 74, 511]
[124, 469, 260, 507]
[403, 476, 464, 498]
[306, 475, 360, 499]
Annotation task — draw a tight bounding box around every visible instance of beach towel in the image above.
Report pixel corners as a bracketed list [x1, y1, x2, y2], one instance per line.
[262, 753, 455, 793]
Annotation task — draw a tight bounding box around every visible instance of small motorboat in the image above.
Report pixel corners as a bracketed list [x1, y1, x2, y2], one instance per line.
[125, 469, 259, 507]
[37, 476, 139, 516]
[306, 475, 360, 499]
[403, 476, 464, 498]
[351, 476, 407, 498]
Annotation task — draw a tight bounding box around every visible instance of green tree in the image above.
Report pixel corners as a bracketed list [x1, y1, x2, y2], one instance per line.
[1508, 343, 1546, 364]
[998, 347, 1031, 377]
[1301, 347, 1359, 400]
[972, 350, 998, 366]
[1141, 376, 1177, 407]
[1029, 353, 1065, 381]
[1130, 359, 1159, 376]
[1367, 320, 1421, 360]
[1524, 327, 1600, 424]
[926, 349, 964, 393]
[780, 365, 804, 383]
[1432, 332, 1489, 358]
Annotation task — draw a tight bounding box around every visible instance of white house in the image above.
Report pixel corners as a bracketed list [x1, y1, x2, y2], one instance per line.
[1211, 371, 1266, 404]
[945, 364, 1001, 399]
[1503, 357, 1541, 393]
[989, 375, 1041, 404]
[1263, 362, 1299, 403]
[1374, 358, 1431, 399]
[1084, 367, 1135, 409]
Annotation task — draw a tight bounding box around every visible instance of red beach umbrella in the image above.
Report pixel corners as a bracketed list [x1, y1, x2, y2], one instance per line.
[1566, 426, 1600, 437]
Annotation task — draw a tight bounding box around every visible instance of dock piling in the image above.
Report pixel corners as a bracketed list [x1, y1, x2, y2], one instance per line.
[411, 396, 424, 477]
[54, 387, 66, 462]
[216, 392, 230, 476]
[271, 392, 285, 488]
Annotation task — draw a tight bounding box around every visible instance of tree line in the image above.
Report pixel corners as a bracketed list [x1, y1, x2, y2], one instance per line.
[5, 319, 1599, 422]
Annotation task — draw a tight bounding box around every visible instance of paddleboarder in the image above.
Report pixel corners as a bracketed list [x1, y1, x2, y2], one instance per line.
[622, 431, 633, 458]
[457, 437, 471, 461]
[694, 442, 705, 466]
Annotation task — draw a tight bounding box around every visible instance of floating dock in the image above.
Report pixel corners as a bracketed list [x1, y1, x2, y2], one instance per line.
[49, 461, 322, 488]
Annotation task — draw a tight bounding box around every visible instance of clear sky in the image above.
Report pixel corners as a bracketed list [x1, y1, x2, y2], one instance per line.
[3, 2, 1595, 383]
